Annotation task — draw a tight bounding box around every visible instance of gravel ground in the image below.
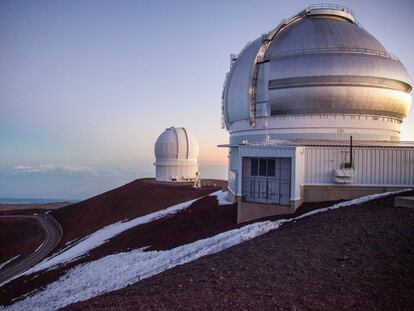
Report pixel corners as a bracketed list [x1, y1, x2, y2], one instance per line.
[64, 192, 414, 311]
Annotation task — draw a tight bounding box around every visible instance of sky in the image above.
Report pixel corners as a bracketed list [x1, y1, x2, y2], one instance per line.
[1, 0, 413, 200]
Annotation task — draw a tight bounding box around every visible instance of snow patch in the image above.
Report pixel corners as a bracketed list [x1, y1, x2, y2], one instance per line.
[0, 256, 20, 271]
[22, 197, 201, 276]
[209, 190, 232, 205]
[6, 221, 281, 311]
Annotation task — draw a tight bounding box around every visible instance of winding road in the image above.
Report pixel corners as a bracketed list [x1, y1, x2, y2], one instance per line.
[0, 213, 62, 286]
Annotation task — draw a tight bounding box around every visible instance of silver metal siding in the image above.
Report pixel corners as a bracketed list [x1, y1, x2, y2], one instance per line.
[304, 146, 414, 185]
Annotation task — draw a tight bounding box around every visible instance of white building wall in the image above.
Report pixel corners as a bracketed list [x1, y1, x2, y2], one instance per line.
[293, 147, 305, 201]
[304, 146, 414, 185]
[155, 160, 198, 182]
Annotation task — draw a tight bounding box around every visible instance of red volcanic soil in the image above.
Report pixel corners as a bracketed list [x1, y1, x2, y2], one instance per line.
[65, 191, 414, 311]
[51, 178, 226, 249]
[0, 192, 342, 307]
[0, 218, 45, 269]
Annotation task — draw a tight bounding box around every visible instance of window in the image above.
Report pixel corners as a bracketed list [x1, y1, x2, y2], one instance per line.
[250, 158, 277, 176]
[251, 159, 258, 176]
[267, 159, 275, 176]
[259, 159, 267, 176]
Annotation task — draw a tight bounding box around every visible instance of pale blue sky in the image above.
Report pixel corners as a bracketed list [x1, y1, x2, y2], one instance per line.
[1, 0, 413, 199]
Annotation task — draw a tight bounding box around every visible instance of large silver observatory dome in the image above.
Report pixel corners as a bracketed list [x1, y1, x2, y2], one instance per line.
[222, 5, 412, 142]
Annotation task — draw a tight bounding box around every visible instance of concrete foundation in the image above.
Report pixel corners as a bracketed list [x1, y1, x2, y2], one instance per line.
[303, 185, 408, 202]
[236, 185, 411, 223]
[237, 197, 300, 223]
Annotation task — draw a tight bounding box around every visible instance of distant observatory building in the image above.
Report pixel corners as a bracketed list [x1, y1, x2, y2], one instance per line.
[154, 127, 199, 182]
[220, 5, 414, 223]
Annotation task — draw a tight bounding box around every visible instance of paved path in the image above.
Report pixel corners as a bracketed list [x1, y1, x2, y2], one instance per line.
[0, 213, 62, 286]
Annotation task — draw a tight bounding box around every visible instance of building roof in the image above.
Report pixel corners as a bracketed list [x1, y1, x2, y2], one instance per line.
[155, 127, 199, 160]
[219, 139, 414, 149]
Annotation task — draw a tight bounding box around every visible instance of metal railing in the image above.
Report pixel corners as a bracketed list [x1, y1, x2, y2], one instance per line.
[268, 47, 400, 62]
[242, 176, 291, 205]
[308, 3, 355, 16]
[242, 176, 279, 204]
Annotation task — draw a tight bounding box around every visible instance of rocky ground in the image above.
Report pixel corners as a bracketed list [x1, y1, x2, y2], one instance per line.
[64, 191, 414, 311]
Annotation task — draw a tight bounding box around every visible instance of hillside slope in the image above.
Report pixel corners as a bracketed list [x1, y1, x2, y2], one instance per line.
[65, 191, 414, 311]
[51, 178, 225, 248]
[0, 179, 226, 306]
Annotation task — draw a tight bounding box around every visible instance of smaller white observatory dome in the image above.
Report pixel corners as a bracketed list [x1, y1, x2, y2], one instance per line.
[154, 127, 199, 182]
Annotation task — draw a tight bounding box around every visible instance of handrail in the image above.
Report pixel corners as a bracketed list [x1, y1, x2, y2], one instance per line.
[308, 3, 355, 16]
[268, 47, 400, 62]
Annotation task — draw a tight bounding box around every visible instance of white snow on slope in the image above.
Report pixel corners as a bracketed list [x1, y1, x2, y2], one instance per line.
[5, 220, 282, 311]
[209, 190, 232, 205]
[22, 197, 200, 276]
[293, 189, 410, 221]
[5, 189, 410, 311]
[0, 256, 20, 271]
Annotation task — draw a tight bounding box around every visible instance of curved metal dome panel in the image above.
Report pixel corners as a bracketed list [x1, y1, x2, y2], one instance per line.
[154, 128, 177, 159]
[268, 86, 411, 118]
[223, 38, 262, 124]
[266, 53, 411, 118]
[154, 127, 199, 160]
[184, 129, 200, 160]
[267, 54, 411, 84]
[265, 18, 386, 54]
